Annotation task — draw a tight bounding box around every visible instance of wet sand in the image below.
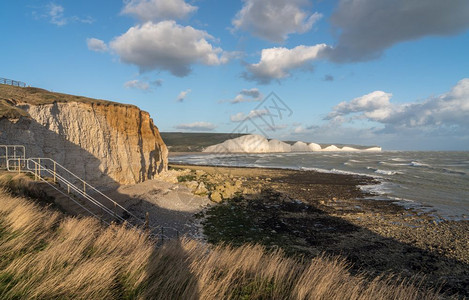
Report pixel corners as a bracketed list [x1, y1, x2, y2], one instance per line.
[171, 163, 469, 297]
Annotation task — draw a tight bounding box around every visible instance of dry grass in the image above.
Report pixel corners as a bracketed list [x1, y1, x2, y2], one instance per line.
[0, 189, 439, 299]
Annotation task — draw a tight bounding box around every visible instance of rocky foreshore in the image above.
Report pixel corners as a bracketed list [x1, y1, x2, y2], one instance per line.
[166, 164, 468, 298]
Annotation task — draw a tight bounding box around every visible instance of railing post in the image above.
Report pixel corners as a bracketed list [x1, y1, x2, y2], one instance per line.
[145, 212, 149, 233]
[161, 227, 164, 243]
[67, 184, 70, 194]
[114, 202, 117, 220]
[53, 162, 56, 183]
[83, 182, 86, 195]
[38, 158, 41, 179]
[34, 162, 38, 180]
[18, 158, 20, 173]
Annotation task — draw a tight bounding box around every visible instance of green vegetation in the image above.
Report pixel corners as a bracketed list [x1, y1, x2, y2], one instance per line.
[177, 174, 197, 182]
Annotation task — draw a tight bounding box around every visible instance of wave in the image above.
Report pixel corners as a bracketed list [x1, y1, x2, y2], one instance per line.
[374, 169, 400, 175]
[409, 161, 431, 168]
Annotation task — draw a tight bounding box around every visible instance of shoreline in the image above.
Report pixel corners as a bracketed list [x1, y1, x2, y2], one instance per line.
[169, 163, 469, 297]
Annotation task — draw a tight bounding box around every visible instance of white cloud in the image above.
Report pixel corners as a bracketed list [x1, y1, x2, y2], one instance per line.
[222, 88, 263, 104]
[326, 78, 469, 131]
[175, 122, 216, 131]
[244, 44, 329, 84]
[121, 0, 197, 22]
[327, 91, 393, 122]
[43, 3, 93, 26]
[87, 38, 108, 52]
[328, 0, 469, 62]
[232, 0, 322, 43]
[123, 79, 162, 91]
[124, 79, 150, 90]
[177, 89, 191, 102]
[47, 3, 66, 26]
[230, 109, 269, 122]
[110, 21, 227, 77]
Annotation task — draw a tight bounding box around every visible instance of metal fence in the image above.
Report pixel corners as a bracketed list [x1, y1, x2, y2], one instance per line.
[0, 77, 27, 87]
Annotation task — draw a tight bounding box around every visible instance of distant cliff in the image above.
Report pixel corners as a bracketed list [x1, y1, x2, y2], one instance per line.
[0, 85, 168, 186]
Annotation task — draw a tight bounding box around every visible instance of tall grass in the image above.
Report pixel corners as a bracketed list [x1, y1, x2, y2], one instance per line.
[0, 189, 439, 299]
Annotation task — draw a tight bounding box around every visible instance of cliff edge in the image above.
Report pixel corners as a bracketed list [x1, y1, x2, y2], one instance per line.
[0, 85, 168, 186]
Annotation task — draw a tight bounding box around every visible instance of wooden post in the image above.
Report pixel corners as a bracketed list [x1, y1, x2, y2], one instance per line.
[83, 182, 86, 195]
[18, 158, 20, 174]
[38, 158, 41, 179]
[114, 203, 117, 220]
[53, 162, 56, 183]
[67, 184, 70, 194]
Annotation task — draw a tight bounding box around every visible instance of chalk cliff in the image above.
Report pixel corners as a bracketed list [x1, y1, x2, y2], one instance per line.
[0, 86, 167, 186]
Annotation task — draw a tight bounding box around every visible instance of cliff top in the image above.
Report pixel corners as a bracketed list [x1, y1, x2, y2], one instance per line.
[0, 84, 136, 119]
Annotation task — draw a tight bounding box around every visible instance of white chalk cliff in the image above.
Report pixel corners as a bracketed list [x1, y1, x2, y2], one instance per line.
[0, 86, 168, 187]
[203, 134, 381, 153]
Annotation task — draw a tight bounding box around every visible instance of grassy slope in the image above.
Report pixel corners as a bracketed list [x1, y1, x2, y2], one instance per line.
[0, 178, 438, 299]
[0, 85, 135, 119]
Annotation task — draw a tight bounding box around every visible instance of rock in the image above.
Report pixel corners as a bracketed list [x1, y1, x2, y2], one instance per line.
[194, 182, 208, 195]
[210, 192, 222, 203]
[0, 87, 167, 187]
[195, 170, 205, 177]
[184, 181, 199, 193]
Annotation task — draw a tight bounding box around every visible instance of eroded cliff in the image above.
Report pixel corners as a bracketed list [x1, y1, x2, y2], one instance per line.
[0, 85, 168, 187]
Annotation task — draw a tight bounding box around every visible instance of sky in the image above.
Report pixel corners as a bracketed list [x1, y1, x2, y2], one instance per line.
[1, 0, 469, 150]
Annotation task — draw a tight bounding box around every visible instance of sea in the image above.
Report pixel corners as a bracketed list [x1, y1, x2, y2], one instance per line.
[170, 151, 469, 221]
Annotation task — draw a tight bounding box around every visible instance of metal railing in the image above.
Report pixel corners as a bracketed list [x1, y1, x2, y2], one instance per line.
[0, 77, 27, 87]
[0, 145, 26, 169]
[1, 146, 180, 240]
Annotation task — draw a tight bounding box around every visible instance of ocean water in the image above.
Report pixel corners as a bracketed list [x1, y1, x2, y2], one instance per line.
[170, 151, 469, 221]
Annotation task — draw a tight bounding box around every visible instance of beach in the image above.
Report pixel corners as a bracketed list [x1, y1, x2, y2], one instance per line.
[170, 163, 469, 297]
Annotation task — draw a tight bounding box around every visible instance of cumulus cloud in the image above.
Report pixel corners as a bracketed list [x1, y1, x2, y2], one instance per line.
[177, 89, 191, 102]
[222, 88, 263, 104]
[328, 0, 469, 62]
[232, 0, 322, 43]
[110, 21, 227, 77]
[121, 0, 197, 22]
[327, 91, 393, 122]
[326, 78, 469, 131]
[244, 44, 329, 84]
[87, 38, 108, 52]
[230, 109, 269, 122]
[175, 122, 216, 131]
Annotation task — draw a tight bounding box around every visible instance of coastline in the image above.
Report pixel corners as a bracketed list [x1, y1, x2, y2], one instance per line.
[170, 162, 469, 297]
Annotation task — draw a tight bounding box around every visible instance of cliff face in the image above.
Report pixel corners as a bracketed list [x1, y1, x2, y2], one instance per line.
[0, 86, 168, 187]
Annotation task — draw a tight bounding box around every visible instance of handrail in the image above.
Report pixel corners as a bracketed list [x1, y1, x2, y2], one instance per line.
[0, 145, 26, 169]
[0, 77, 27, 87]
[2, 145, 182, 239]
[27, 158, 145, 225]
[7, 158, 124, 222]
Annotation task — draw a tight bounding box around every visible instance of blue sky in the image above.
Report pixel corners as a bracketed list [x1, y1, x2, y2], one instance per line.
[1, 0, 469, 150]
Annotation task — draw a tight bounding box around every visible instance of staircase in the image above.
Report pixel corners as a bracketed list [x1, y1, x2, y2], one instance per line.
[0, 145, 145, 228]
